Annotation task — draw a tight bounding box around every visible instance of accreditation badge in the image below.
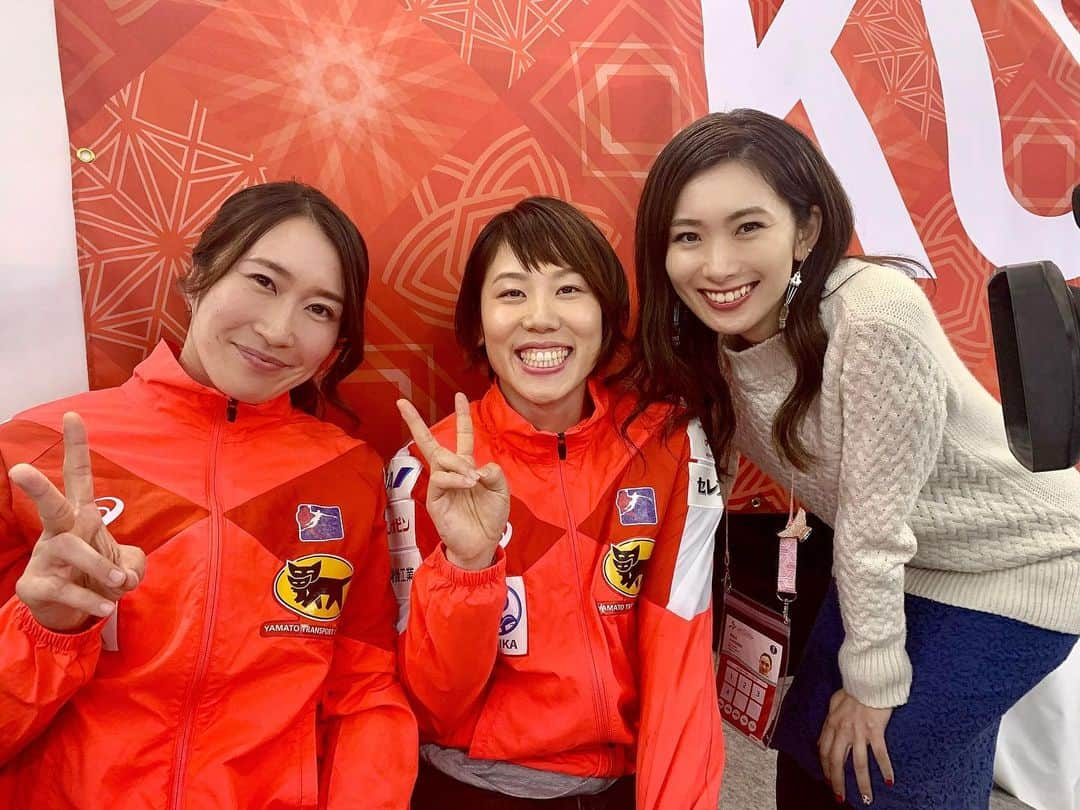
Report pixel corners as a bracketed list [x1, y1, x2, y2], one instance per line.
[717, 589, 793, 747]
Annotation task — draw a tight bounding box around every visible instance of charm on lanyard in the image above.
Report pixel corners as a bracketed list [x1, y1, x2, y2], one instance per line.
[776, 478, 812, 623]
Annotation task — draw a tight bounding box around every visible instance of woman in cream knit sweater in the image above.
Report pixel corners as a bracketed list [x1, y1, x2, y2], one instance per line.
[623, 109, 1080, 809]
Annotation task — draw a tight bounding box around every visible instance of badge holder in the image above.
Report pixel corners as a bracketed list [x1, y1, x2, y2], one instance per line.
[716, 479, 811, 748]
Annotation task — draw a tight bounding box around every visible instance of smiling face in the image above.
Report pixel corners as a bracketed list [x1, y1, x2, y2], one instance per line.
[665, 160, 820, 344]
[179, 216, 345, 404]
[479, 243, 603, 433]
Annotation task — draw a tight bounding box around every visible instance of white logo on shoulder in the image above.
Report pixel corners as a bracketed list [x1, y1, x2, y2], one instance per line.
[390, 547, 423, 606]
[499, 576, 528, 656]
[686, 419, 714, 463]
[386, 454, 421, 502]
[96, 497, 124, 526]
[687, 461, 724, 509]
[385, 500, 417, 551]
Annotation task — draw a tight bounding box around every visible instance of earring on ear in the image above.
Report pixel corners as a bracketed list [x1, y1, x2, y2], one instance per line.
[672, 300, 682, 348]
[778, 248, 811, 331]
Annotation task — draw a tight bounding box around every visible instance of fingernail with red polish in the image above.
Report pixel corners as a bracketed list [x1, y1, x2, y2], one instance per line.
[835, 795, 844, 804]
[885, 779, 894, 787]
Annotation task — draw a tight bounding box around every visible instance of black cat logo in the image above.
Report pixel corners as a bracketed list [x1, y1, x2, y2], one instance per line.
[287, 560, 352, 610]
[611, 544, 643, 589]
[602, 538, 655, 597]
[273, 554, 355, 622]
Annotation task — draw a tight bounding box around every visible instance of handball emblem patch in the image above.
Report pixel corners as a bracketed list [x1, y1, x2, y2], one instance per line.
[616, 487, 657, 526]
[296, 503, 345, 542]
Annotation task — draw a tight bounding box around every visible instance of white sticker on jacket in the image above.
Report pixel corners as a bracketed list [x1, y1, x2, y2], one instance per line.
[686, 418, 714, 463]
[499, 576, 528, 656]
[385, 454, 421, 502]
[390, 547, 422, 606]
[385, 500, 416, 551]
[687, 461, 724, 509]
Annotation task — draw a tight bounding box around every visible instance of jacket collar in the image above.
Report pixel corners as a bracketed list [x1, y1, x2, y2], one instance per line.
[122, 341, 297, 425]
[477, 377, 613, 464]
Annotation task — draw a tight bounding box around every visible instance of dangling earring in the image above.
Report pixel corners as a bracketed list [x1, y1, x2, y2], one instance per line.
[672, 300, 682, 348]
[777, 249, 811, 331]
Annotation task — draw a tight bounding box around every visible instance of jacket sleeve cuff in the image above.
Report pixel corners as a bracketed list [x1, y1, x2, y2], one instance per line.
[426, 544, 505, 587]
[13, 600, 107, 654]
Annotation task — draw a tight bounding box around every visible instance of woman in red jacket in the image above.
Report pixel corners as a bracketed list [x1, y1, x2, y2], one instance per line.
[390, 196, 724, 809]
[0, 181, 417, 809]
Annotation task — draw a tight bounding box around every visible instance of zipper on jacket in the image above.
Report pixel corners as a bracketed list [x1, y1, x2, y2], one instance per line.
[226, 398, 238, 422]
[168, 408, 228, 809]
[554, 439, 611, 774]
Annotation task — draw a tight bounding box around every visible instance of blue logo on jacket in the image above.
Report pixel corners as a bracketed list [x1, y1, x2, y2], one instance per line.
[385, 455, 421, 502]
[616, 487, 657, 526]
[296, 504, 345, 542]
[500, 584, 523, 635]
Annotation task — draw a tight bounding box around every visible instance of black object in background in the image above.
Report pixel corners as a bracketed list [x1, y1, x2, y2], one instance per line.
[987, 259, 1080, 472]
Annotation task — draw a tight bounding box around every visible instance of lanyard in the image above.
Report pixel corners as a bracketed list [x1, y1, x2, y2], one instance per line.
[724, 472, 811, 624]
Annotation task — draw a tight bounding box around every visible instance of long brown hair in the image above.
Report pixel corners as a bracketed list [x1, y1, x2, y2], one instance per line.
[181, 181, 369, 417]
[623, 109, 910, 470]
[455, 196, 629, 374]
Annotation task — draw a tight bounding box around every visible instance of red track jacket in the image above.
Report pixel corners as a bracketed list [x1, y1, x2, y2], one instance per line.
[387, 381, 724, 808]
[0, 343, 416, 809]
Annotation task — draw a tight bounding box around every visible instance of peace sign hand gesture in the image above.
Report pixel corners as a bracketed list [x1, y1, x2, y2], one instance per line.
[9, 413, 146, 633]
[397, 394, 509, 571]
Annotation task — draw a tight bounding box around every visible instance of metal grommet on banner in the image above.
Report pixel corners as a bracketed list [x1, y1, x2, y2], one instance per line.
[75, 147, 96, 163]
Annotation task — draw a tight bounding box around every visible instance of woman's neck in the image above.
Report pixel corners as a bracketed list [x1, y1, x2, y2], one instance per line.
[501, 382, 593, 434]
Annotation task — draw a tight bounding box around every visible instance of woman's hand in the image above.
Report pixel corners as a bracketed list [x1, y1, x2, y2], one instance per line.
[10, 413, 146, 633]
[397, 394, 509, 571]
[817, 688, 895, 805]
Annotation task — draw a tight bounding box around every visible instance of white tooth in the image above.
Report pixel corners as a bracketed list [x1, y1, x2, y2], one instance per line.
[520, 348, 569, 368]
[707, 285, 752, 304]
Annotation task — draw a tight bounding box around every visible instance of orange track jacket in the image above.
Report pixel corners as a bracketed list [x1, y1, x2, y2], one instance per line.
[0, 343, 416, 809]
[386, 381, 724, 809]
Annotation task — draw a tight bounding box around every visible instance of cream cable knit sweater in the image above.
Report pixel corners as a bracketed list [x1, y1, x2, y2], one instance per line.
[723, 259, 1080, 708]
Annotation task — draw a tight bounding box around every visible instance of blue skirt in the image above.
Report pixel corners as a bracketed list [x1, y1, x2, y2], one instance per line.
[771, 583, 1078, 809]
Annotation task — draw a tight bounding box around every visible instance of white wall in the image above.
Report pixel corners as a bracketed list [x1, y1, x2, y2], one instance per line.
[0, 3, 88, 420]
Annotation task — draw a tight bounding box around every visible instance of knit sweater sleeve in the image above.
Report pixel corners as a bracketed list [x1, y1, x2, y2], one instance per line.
[833, 315, 949, 708]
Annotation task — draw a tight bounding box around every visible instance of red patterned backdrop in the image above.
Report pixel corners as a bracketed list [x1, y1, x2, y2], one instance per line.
[54, 0, 1078, 508]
